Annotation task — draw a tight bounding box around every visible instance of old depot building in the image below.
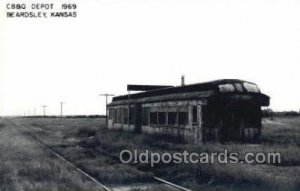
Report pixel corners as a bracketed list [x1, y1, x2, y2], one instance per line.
[107, 79, 270, 144]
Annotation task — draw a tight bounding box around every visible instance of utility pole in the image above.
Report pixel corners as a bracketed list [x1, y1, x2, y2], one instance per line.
[181, 75, 185, 86]
[99, 93, 115, 127]
[41, 105, 48, 117]
[60, 102, 65, 118]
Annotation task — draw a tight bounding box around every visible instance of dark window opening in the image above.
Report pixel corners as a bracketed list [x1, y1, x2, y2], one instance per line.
[113, 109, 117, 122]
[192, 106, 198, 125]
[142, 108, 149, 125]
[178, 112, 188, 125]
[123, 108, 128, 124]
[129, 107, 135, 125]
[117, 108, 122, 123]
[150, 112, 157, 125]
[168, 112, 177, 125]
[158, 112, 166, 125]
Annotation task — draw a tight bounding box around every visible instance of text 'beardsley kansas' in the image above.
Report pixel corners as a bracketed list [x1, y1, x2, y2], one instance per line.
[5, 3, 77, 18]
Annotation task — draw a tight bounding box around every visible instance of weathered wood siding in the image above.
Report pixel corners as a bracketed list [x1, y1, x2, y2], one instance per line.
[108, 100, 206, 144]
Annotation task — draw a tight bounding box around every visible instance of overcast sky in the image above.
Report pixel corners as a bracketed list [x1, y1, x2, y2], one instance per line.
[0, 0, 300, 116]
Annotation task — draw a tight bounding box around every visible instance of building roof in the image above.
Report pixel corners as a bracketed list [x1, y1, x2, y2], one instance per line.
[108, 79, 270, 106]
[127, 84, 174, 91]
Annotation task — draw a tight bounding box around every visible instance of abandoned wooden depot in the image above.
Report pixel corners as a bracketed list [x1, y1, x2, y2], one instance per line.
[107, 79, 270, 144]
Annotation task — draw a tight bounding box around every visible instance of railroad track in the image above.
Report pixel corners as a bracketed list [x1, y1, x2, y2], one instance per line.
[4, 118, 111, 191]
[3, 118, 192, 191]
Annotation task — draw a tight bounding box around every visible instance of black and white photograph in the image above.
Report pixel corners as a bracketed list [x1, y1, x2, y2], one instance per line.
[0, 0, 299, 190]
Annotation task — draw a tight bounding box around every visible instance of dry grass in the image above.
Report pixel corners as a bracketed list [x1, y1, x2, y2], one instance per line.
[0, 118, 102, 191]
[9, 117, 153, 186]
[262, 117, 300, 146]
[94, 117, 300, 190]
[5, 116, 300, 191]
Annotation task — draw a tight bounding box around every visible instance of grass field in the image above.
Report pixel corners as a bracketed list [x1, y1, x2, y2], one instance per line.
[0, 116, 299, 191]
[0, 118, 105, 191]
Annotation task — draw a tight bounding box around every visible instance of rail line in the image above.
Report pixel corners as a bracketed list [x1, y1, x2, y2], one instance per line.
[3, 118, 192, 191]
[4, 119, 112, 191]
[153, 177, 192, 191]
